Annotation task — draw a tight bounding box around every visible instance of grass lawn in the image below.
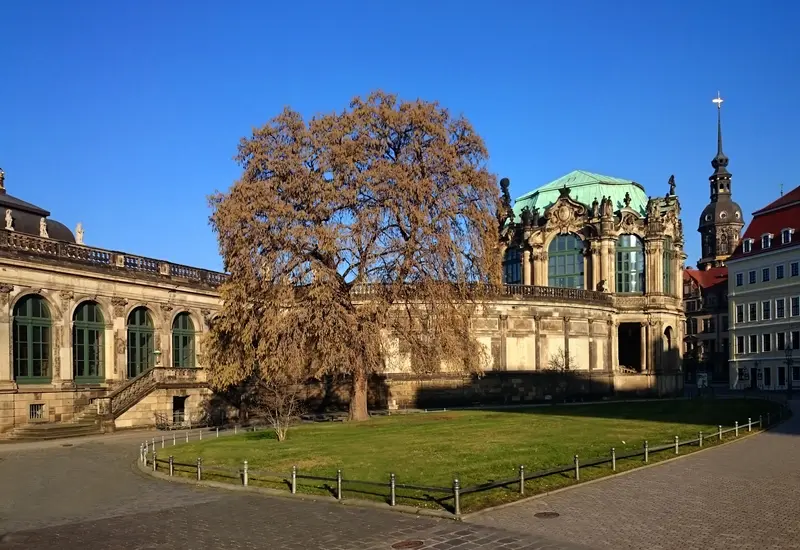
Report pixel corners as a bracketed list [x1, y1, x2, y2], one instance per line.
[160, 398, 784, 513]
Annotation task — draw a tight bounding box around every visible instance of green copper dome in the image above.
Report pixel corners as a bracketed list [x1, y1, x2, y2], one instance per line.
[512, 170, 648, 222]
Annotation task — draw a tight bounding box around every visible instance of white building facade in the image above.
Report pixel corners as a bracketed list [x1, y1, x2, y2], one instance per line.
[728, 187, 800, 391]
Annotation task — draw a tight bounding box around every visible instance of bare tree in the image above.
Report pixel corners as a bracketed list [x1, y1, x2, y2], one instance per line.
[205, 91, 502, 421]
[259, 378, 305, 442]
[547, 347, 577, 371]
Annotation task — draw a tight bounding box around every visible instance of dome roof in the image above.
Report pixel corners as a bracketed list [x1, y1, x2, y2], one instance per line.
[512, 170, 648, 222]
[0, 173, 75, 242]
[698, 198, 743, 230]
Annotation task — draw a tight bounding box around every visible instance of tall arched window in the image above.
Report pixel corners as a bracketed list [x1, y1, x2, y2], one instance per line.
[616, 234, 645, 293]
[172, 312, 195, 368]
[13, 295, 52, 383]
[127, 307, 154, 378]
[663, 236, 673, 296]
[548, 234, 584, 289]
[73, 301, 105, 382]
[503, 247, 521, 284]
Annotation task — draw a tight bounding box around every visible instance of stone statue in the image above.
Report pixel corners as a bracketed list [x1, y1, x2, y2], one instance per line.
[668, 174, 676, 196]
[591, 197, 599, 218]
[520, 206, 532, 227]
[596, 279, 607, 292]
[0, 168, 5, 191]
[601, 196, 613, 218]
[4, 209, 12, 231]
[648, 198, 660, 218]
[39, 217, 49, 238]
[623, 192, 631, 208]
[76, 222, 84, 245]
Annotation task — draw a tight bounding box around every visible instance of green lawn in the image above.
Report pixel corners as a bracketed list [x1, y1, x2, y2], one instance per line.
[160, 398, 784, 513]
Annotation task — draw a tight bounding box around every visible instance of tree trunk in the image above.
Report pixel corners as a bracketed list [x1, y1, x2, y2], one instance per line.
[349, 370, 369, 421]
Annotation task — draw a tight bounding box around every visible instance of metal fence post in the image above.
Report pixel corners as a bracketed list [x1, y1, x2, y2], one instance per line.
[390, 473, 396, 506]
[519, 465, 525, 495]
[243, 460, 248, 486]
[699, 431, 703, 447]
[152, 437, 156, 450]
[139, 443, 143, 463]
[719, 425, 723, 440]
[767, 412, 771, 426]
[759, 415, 763, 428]
[574, 455, 580, 481]
[735, 421, 739, 437]
[611, 448, 616, 472]
[153, 451, 158, 472]
[748, 417, 752, 432]
[169, 456, 174, 476]
[199, 430, 202, 441]
[185, 432, 189, 443]
[234, 425, 237, 435]
[674, 435, 679, 454]
[161, 435, 165, 449]
[196, 458, 202, 481]
[336, 469, 342, 501]
[453, 478, 461, 516]
[291, 465, 297, 494]
[143, 445, 148, 467]
[644, 441, 649, 463]
[173, 433, 176, 446]
[216, 427, 219, 438]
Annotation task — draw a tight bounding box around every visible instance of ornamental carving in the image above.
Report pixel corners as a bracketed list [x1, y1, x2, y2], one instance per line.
[617, 213, 639, 234]
[115, 332, 126, 355]
[53, 326, 62, 378]
[111, 297, 128, 317]
[544, 195, 587, 236]
[160, 303, 174, 319]
[0, 284, 13, 306]
[59, 290, 74, 302]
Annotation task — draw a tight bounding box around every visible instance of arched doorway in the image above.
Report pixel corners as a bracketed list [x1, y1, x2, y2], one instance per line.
[13, 295, 52, 383]
[127, 307, 154, 378]
[172, 312, 195, 368]
[73, 301, 105, 383]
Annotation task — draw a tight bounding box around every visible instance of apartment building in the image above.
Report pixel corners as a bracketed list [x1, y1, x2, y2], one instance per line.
[683, 268, 729, 381]
[728, 186, 800, 391]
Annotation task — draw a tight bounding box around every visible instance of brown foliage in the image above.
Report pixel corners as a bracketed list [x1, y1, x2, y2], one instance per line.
[205, 91, 502, 421]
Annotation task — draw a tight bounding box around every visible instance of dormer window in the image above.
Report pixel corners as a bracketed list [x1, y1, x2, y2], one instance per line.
[762, 234, 773, 249]
[743, 239, 754, 253]
[782, 228, 795, 244]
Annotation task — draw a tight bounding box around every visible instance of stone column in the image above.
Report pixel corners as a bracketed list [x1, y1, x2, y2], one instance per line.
[103, 322, 115, 383]
[589, 242, 600, 291]
[111, 298, 128, 382]
[534, 315, 543, 370]
[640, 321, 647, 373]
[522, 249, 532, 285]
[645, 240, 663, 295]
[57, 291, 74, 385]
[599, 239, 613, 291]
[0, 285, 13, 387]
[605, 319, 615, 371]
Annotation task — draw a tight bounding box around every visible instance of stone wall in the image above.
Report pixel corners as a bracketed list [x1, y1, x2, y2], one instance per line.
[0, 387, 106, 433]
[115, 387, 213, 429]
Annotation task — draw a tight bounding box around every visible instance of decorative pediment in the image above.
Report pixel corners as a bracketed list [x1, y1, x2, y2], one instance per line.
[544, 189, 587, 235]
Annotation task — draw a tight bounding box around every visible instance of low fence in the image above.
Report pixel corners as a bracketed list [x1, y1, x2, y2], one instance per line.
[140, 404, 790, 516]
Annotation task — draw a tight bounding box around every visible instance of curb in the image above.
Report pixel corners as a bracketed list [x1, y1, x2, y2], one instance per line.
[462, 419, 783, 520]
[135, 459, 458, 521]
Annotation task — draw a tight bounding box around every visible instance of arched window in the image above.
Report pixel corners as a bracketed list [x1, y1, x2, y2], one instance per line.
[172, 312, 195, 368]
[663, 236, 673, 296]
[13, 295, 52, 383]
[503, 247, 521, 284]
[73, 301, 104, 382]
[548, 234, 584, 289]
[616, 234, 645, 293]
[127, 307, 154, 378]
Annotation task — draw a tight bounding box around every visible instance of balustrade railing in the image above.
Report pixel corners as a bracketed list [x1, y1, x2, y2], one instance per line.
[94, 367, 205, 419]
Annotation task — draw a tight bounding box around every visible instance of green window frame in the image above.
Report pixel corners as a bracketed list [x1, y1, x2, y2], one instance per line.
[127, 307, 154, 378]
[548, 234, 584, 289]
[663, 236, 673, 295]
[616, 234, 645, 293]
[503, 247, 522, 284]
[172, 312, 195, 368]
[73, 301, 105, 383]
[13, 295, 52, 384]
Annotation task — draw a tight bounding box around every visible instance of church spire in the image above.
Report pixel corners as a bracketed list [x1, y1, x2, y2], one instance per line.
[709, 92, 731, 200]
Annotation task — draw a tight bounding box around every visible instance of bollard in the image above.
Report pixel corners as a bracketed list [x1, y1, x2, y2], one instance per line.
[390, 473, 396, 506]
[611, 448, 616, 472]
[291, 465, 297, 494]
[153, 451, 158, 472]
[574, 455, 580, 481]
[644, 441, 649, 463]
[161, 435, 165, 449]
[216, 427, 219, 438]
[144, 445, 148, 467]
[748, 417, 752, 432]
[196, 458, 202, 481]
[152, 437, 156, 450]
[699, 431, 703, 447]
[169, 456, 174, 476]
[243, 460, 249, 486]
[199, 430, 202, 441]
[173, 433, 176, 446]
[767, 413, 771, 426]
[453, 478, 461, 516]
[186, 432, 189, 443]
[139, 443, 144, 463]
[336, 469, 343, 500]
[674, 435, 679, 454]
[234, 425, 237, 435]
[759, 415, 763, 428]
[719, 425, 723, 440]
[519, 465, 525, 495]
[735, 421, 739, 437]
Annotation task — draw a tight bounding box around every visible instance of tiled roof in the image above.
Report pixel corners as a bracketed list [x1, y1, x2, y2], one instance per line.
[684, 267, 728, 289]
[729, 184, 800, 261]
[512, 170, 648, 222]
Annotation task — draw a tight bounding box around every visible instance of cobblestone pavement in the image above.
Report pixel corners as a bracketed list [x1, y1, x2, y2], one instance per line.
[468, 401, 800, 550]
[0, 433, 585, 550]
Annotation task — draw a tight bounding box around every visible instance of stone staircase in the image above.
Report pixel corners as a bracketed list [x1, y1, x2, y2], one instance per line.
[6, 407, 102, 441]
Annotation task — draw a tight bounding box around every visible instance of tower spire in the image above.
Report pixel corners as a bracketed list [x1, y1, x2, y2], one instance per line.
[710, 92, 729, 177]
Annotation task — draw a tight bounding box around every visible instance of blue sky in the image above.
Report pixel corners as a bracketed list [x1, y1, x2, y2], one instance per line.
[1, 1, 798, 271]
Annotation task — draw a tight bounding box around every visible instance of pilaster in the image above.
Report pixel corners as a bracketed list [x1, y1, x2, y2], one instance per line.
[522, 249, 532, 285]
[111, 297, 128, 381]
[563, 316, 570, 369]
[645, 239, 664, 294]
[57, 291, 73, 384]
[606, 319, 615, 372]
[640, 321, 647, 372]
[0, 285, 12, 386]
[534, 315, 544, 370]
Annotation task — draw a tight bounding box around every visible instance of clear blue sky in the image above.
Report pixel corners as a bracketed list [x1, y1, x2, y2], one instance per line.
[2, 1, 798, 272]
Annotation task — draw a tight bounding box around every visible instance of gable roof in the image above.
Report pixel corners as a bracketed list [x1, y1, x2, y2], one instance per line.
[511, 170, 648, 222]
[729, 184, 800, 261]
[684, 267, 728, 289]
